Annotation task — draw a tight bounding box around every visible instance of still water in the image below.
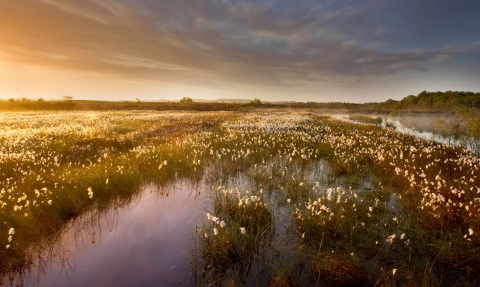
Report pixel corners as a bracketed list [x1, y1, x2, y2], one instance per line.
[335, 113, 478, 152]
[20, 182, 207, 287]
[382, 115, 458, 144]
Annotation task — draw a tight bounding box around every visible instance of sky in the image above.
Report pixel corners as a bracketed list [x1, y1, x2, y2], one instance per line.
[1, 0, 479, 103]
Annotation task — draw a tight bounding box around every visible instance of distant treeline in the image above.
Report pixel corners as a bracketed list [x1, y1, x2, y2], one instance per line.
[0, 99, 244, 112]
[353, 91, 480, 114]
[1, 91, 479, 113]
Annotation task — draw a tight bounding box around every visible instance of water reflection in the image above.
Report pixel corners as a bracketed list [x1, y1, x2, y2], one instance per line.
[334, 113, 478, 152]
[9, 181, 207, 287]
[381, 117, 461, 145]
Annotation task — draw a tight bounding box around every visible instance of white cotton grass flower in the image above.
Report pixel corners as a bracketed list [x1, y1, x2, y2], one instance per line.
[213, 228, 218, 236]
[8, 228, 14, 235]
[204, 233, 208, 238]
[469, 228, 474, 236]
[87, 187, 93, 199]
[219, 220, 225, 228]
[6, 245, 10, 249]
[8, 236, 12, 242]
[240, 227, 246, 234]
[392, 269, 397, 276]
[386, 234, 396, 244]
[106, 178, 109, 185]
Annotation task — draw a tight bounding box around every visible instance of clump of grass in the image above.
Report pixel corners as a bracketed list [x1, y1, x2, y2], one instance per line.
[294, 186, 375, 247]
[213, 188, 272, 235]
[201, 226, 244, 270]
[349, 114, 383, 125]
[311, 253, 369, 287]
[270, 268, 299, 287]
[195, 187, 274, 284]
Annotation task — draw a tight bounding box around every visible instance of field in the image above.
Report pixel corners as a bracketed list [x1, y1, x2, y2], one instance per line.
[1, 110, 479, 286]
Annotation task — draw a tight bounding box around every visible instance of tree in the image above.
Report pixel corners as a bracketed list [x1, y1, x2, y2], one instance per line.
[249, 98, 262, 107]
[63, 96, 73, 101]
[179, 97, 193, 104]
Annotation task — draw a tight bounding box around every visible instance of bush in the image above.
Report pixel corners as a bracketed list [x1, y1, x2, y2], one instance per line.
[179, 97, 193, 104]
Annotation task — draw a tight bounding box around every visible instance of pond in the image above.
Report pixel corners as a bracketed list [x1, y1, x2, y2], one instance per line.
[14, 182, 207, 287]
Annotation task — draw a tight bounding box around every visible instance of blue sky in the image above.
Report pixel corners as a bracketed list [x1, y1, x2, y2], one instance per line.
[0, 0, 479, 102]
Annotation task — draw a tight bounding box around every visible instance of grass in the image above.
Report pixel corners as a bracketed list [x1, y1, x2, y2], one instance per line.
[270, 268, 299, 287]
[1, 110, 479, 286]
[348, 114, 383, 125]
[311, 253, 369, 287]
[194, 186, 274, 284]
[190, 113, 480, 286]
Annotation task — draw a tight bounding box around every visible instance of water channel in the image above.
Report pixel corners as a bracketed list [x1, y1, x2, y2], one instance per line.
[14, 182, 207, 286]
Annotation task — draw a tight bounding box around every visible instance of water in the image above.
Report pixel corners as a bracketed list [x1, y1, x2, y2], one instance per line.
[335, 113, 479, 152]
[15, 182, 207, 287]
[381, 117, 459, 145]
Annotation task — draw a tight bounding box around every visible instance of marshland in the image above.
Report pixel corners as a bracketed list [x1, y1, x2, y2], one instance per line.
[3, 0, 480, 285]
[1, 106, 479, 286]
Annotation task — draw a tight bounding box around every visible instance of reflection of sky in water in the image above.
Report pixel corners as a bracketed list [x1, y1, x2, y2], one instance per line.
[334, 114, 477, 151]
[27, 183, 206, 287]
[382, 118, 458, 145]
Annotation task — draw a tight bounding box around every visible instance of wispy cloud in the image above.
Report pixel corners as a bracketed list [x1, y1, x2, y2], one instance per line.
[1, 0, 479, 92]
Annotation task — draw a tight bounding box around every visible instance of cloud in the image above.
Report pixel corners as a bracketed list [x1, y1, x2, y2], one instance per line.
[0, 0, 478, 91]
[375, 27, 386, 37]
